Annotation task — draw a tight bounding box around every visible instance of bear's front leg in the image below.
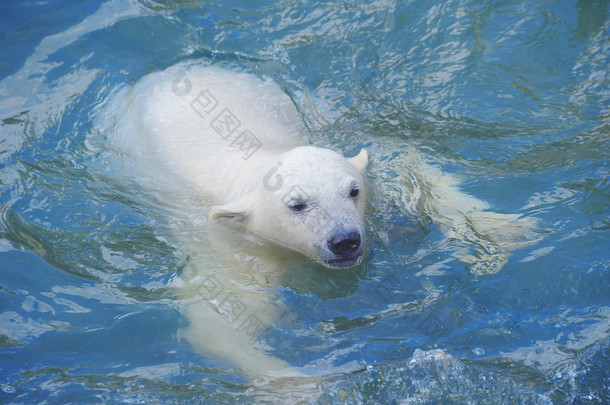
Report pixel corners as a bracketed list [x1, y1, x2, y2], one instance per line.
[177, 273, 291, 377]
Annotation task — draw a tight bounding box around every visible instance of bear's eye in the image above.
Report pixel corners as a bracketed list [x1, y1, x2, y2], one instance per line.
[289, 202, 307, 212]
[349, 186, 360, 198]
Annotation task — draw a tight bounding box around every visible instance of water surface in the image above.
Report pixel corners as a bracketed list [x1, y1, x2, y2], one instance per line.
[1, 0, 609, 403]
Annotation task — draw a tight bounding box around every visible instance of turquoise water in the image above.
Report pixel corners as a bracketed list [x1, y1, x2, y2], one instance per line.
[1, 0, 609, 403]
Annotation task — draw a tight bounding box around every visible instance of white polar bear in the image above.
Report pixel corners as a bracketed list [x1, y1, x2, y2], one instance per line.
[133, 63, 368, 269]
[110, 63, 369, 377]
[103, 62, 540, 379]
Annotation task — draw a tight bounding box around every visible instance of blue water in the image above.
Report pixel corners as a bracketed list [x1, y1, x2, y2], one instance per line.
[1, 0, 609, 403]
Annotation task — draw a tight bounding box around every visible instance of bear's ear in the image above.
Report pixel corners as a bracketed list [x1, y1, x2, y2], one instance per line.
[209, 199, 251, 223]
[347, 149, 369, 174]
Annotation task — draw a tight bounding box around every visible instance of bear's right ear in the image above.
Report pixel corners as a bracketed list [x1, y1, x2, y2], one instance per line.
[348, 149, 369, 174]
[209, 199, 251, 223]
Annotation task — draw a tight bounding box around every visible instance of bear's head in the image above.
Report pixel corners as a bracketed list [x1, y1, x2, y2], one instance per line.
[210, 147, 369, 268]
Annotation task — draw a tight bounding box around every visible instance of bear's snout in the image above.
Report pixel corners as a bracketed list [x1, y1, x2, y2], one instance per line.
[327, 229, 361, 256]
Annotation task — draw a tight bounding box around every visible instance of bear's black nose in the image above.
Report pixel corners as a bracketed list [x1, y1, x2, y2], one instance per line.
[328, 230, 361, 256]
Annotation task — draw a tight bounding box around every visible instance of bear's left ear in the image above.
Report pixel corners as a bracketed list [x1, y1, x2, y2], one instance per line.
[347, 149, 369, 174]
[209, 198, 251, 223]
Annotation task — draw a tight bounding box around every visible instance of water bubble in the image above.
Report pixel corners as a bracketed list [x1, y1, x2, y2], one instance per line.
[473, 347, 486, 356]
[272, 44, 291, 64]
[1, 384, 16, 394]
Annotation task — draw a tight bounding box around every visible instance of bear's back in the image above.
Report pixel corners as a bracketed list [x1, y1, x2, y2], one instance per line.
[127, 63, 307, 200]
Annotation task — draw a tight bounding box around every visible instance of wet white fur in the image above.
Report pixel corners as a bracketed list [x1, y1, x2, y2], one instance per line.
[109, 63, 368, 378]
[100, 62, 541, 381]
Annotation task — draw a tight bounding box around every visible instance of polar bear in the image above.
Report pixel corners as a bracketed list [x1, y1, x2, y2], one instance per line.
[102, 62, 540, 379]
[131, 64, 368, 269]
[108, 63, 370, 377]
